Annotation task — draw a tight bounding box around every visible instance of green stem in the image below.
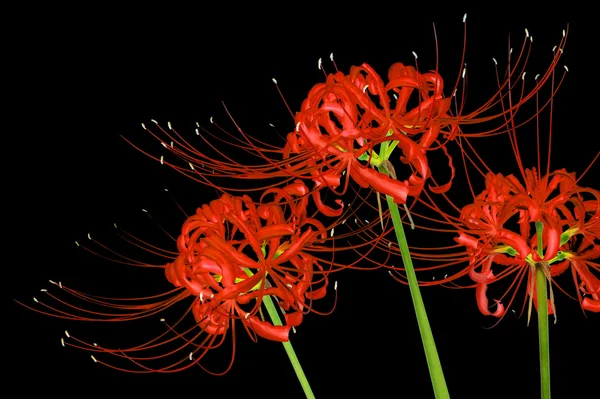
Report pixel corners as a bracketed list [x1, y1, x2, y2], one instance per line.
[536, 265, 551, 399]
[263, 293, 315, 399]
[535, 220, 551, 399]
[386, 195, 450, 399]
[243, 265, 314, 398]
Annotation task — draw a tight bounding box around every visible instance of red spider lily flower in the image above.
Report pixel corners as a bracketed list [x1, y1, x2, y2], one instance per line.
[127, 23, 568, 220]
[18, 180, 337, 373]
[373, 25, 593, 322]
[454, 169, 600, 317]
[385, 62, 600, 320]
[282, 62, 457, 212]
[167, 180, 333, 343]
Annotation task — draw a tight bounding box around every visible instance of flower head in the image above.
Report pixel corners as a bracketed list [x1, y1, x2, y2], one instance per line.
[18, 181, 336, 373]
[167, 180, 333, 343]
[455, 169, 600, 316]
[130, 23, 568, 221]
[284, 62, 457, 211]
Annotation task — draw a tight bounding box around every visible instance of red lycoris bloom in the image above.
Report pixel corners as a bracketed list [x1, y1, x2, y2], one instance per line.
[283, 62, 457, 215]
[442, 168, 599, 317]
[166, 180, 332, 343]
[19, 180, 335, 373]
[131, 27, 567, 222]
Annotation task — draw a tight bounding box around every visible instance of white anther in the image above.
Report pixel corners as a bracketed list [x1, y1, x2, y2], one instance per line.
[195, 128, 199, 135]
[141, 123, 146, 130]
[189, 162, 195, 170]
[33, 297, 38, 303]
[330, 53, 334, 61]
[286, 283, 293, 289]
[535, 74, 540, 80]
[330, 228, 335, 237]
[160, 318, 165, 322]
[59, 281, 62, 289]
[160, 155, 163, 165]
[463, 13, 467, 22]
[272, 78, 278, 84]
[168, 121, 172, 130]
[114, 223, 117, 228]
[49, 280, 57, 285]
[462, 64, 467, 79]
[412, 51, 418, 59]
[563, 29, 566, 37]
[65, 330, 70, 338]
[245, 313, 250, 319]
[142, 209, 147, 213]
[75, 241, 79, 246]
[296, 122, 300, 131]
[87, 233, 91, 240]
[362, 84, 369, 93]
[334, 281, 338, 291]
[200, 292, 204, 302]
[522, 72, 526, 80]
[161, 142, 167, 148]
[40, 289, 47, 292]
[342, 219, 346, 225]
[61, 338, 65, 347]
[91, 355, 98, 363]
[210, 116, 214, 124]
[564, 65, 569, 72]
[189, 352, 193, 361]
[151, 119, 158, 124]
[552, 45, 557, 52]
[525, 28, 529, 38]
[493, 58, 497, 65]
[318, 58, 322, 69]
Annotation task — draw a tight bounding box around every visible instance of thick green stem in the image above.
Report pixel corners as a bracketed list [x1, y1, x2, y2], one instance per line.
[262, 293, 315, 399]
[386, 195, 450, 399]
[535, 220, 551, 399]
[536, 264, 551, 399]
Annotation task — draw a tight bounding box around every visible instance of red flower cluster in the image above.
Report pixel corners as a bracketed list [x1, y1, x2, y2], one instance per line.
[284, 62, 457, 214]
[166, 180, 332, 343]
[20, 24, 580, 380]
[20, 181, 334, 372]
[455, 169, 600, 316]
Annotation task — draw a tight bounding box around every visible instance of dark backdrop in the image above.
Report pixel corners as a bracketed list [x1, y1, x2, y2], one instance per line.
[9, 7, 597, 399]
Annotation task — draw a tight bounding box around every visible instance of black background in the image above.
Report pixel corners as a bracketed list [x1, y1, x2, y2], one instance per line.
[9, 6, 598, 399]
